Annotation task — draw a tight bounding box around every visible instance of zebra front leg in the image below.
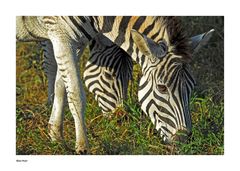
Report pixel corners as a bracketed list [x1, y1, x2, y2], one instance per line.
[41, 40, 57, 104]
[48, 70, 66, 141]
[48, 35, 89, 154]
[41, 40, 65, 141]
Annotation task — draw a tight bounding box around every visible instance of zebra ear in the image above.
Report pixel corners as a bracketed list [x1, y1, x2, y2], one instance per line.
[131, 29, 168, 59]
[190, 29, 214, 53]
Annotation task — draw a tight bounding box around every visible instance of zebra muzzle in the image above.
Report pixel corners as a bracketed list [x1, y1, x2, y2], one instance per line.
[171, 129, 192, 143]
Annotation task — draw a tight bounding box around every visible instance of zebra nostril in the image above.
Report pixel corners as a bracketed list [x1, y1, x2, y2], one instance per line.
[172, 129, 192, 143]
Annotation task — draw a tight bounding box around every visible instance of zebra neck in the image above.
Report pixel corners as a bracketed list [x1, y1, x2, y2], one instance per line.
[93, 16, 166, 66]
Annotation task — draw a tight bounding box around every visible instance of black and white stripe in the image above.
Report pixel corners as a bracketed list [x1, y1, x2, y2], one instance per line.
[41, 40, 57, 104]
[138, 54, 195, 142]
[84, 35, 133, 113]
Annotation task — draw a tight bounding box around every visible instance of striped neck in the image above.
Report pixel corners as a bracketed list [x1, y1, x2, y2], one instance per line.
[93, 16, 169, 65]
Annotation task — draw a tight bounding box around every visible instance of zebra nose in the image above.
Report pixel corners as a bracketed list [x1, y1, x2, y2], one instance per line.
[172, 129, 192, 143]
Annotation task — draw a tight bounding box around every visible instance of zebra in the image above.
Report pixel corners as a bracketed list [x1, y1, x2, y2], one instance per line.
[84, 34, 133, 113]
[16, 16, 214, 154]
[41, 35, 133, 114]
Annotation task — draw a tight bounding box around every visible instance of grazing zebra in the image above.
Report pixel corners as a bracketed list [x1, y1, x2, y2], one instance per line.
[16, 16, 213, 154]
[84, 34, 133, 113]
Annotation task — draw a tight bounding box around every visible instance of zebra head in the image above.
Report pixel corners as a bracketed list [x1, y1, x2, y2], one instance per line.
[84, 35, 133, 113]
[131, 28, 214, 143]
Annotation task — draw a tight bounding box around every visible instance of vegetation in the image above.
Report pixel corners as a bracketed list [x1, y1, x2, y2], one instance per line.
[16, 16, 224, 155]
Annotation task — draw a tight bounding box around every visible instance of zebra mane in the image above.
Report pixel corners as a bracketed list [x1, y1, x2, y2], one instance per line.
[157, 17, 191, 62]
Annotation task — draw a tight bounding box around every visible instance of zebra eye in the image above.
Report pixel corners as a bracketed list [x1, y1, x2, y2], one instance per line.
[157, 84, 168, 94]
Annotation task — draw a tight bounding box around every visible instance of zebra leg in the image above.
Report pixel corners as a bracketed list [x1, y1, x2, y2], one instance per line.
[41, 40, 57, 104]
[41, 40, 65, 141]
[48, 32, 89, 154]
[42, 38, 88, 150]
[48, 70, 66, 141]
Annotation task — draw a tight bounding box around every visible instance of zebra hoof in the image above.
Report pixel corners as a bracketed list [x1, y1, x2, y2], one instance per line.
[75, 144, 89, 155]
[48, 123, 63, 142]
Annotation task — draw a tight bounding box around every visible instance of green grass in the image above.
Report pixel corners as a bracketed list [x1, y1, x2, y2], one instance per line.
[16, 17, 224, 155]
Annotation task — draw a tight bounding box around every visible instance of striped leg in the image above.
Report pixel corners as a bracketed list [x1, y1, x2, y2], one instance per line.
[48, 31, 89, 154]
[48, 70, 66, 141]
[41, 40, 65, 140]
[41, 40, 57, 104]
[42, 40, 87, 106]
[41, 40, 87, 145]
